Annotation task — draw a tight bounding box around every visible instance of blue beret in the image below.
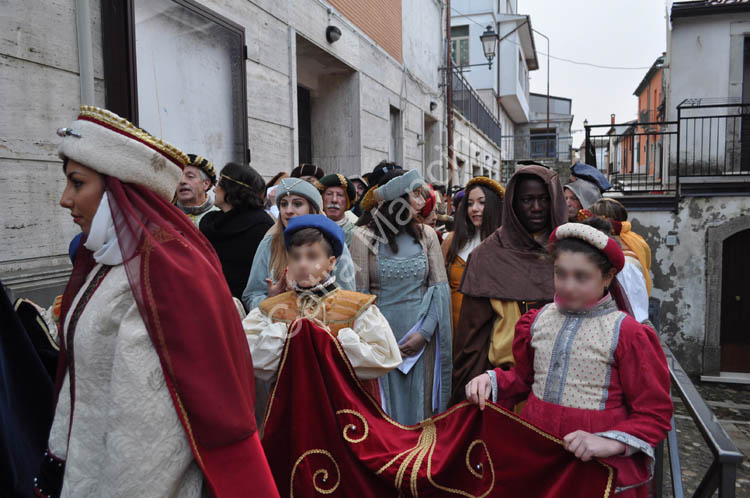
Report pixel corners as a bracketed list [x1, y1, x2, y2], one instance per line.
[570, 162, 612, 192]
[283, 214, 345, 258]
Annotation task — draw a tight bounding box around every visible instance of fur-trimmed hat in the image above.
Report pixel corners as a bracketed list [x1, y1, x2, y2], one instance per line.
[186, 154, 217, 186]
[318, 173, 357, 210]
[57, 106, 188, 202]
[548, 222, 625, 272]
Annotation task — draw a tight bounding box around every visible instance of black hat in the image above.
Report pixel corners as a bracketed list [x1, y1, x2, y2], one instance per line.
[291, 163, 325, 180]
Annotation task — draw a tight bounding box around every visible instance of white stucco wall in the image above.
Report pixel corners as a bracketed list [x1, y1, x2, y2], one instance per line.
[667, 14, 747, 118]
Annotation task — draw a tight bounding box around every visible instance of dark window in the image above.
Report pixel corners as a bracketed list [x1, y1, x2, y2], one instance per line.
[450, 26, 470, 66]
[297, 86, 312, 164]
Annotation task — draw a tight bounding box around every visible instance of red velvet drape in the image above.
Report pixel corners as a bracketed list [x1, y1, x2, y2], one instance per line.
[262, 319, 616, 497]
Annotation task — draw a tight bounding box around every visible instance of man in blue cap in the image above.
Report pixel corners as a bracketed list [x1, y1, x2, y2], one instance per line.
[241, 214, 401, 421]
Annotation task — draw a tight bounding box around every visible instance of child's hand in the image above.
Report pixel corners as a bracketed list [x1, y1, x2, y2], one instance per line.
[465, 373, 492, 411]
[563, 431, 626, 461]
[265, 269, 289, 298]
[399, 333, 427, 357]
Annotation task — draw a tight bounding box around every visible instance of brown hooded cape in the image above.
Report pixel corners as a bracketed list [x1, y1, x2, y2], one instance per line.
[450, 165, 568, 406]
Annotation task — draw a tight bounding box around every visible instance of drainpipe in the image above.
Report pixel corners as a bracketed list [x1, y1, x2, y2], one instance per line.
[446, 0, 454, 194]
[75, 0, 95, 105]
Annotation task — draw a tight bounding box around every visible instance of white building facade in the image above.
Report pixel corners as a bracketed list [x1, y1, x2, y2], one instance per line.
[450, 0, 539, 184]
[1, 0, 445, 303]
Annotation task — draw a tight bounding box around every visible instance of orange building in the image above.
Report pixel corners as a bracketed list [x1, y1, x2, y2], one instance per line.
[633, 54, 665, 175]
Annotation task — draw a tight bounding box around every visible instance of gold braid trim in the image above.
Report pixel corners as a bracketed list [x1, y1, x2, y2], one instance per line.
[220, 173, 252, 190]
[466, 176, 505, 199]
[78, 105, 189, 168]
[359, 184, 381, 212]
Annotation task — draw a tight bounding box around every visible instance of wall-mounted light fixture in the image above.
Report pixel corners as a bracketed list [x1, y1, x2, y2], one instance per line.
[430, 101, 438, 112]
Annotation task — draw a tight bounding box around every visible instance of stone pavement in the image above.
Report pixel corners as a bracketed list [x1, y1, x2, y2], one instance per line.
[659, 382, 750, 497]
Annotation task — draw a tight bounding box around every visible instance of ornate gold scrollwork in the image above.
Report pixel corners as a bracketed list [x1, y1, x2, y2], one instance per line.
[336, 409, 369, 444]
[290, 449, 340, 497]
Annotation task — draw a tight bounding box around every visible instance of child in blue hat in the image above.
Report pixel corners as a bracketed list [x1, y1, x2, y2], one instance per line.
[242, 215, 401, 424]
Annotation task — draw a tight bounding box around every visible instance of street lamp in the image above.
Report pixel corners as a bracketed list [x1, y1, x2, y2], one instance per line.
[479, 25, 499, 69]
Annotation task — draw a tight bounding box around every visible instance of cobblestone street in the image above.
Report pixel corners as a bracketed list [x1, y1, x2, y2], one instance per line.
[661, 383, 750, 497]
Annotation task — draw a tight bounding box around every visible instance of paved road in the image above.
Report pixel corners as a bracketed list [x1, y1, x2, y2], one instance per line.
[660, 382, 750, 497]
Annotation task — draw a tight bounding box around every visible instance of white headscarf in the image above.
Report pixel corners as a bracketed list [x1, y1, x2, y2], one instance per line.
[83, 192, 123, 265]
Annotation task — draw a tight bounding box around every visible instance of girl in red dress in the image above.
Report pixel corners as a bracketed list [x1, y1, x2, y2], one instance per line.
[465, 218, 673, 497]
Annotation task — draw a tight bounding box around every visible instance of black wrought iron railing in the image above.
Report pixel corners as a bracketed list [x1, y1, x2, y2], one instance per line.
[451, 68, 503, 147]
[584, 98, 750, 202]
[584, 120, 678, 196]
[676, 98, 750, 177]
[655, 344, 744, 498]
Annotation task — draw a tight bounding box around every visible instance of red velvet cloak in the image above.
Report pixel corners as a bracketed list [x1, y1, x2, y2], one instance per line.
[262, 318, 616, 497]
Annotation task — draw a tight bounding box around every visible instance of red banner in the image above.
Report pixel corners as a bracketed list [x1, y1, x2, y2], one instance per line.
[262, 319, 616, 497]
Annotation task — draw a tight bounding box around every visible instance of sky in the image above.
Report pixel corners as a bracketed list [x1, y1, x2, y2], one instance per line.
[520, 0, 670, 147]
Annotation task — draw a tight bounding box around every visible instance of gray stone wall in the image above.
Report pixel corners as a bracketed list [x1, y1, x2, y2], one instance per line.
[0, 0, 106, 304]
[629, 196, 750, 375]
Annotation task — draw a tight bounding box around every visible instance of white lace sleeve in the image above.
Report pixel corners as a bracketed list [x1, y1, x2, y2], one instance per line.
[336, 305, 402, 380]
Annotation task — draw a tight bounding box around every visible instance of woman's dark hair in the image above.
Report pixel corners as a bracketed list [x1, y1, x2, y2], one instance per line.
[445, 184, 503, 266]
[552, 218, 614, 276]
[219, 162, 265, 210]
[288, 228, 334, 257]
[265, 171, 288, 190]
[589, 198, 628, 222]
[364, 169, 422, 254]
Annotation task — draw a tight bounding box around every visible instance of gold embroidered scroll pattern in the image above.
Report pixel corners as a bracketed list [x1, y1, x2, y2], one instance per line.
[336, 409, 369, 444]
[373, 419, 495, 498]
[290, 449, 340, 497]
[373, 419, 437, 497]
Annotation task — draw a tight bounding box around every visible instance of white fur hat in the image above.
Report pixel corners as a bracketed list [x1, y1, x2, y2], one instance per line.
[57, 106, 188, 201]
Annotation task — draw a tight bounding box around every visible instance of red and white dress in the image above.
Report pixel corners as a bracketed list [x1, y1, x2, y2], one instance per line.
[487, 294, 673, 497]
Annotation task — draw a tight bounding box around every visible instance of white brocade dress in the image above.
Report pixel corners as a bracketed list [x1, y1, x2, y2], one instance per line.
[47, 263, 203, 498]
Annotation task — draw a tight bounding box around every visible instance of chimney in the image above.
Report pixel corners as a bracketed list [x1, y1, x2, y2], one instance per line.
[610, 113, 616, 125]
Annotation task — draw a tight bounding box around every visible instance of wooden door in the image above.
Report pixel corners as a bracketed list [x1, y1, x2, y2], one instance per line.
[720, 228, 750, 372]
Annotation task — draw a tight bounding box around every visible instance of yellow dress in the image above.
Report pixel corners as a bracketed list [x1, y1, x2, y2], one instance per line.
[448, 256, 467, 336]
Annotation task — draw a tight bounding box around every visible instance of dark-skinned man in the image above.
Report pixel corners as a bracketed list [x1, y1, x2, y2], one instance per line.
[450, 165, 568, 406]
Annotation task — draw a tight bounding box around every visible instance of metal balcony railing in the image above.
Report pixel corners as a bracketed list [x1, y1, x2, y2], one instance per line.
[676, 98, 750, 176]
[499, 134, 574, 162]
[451, 68, 503, 148]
